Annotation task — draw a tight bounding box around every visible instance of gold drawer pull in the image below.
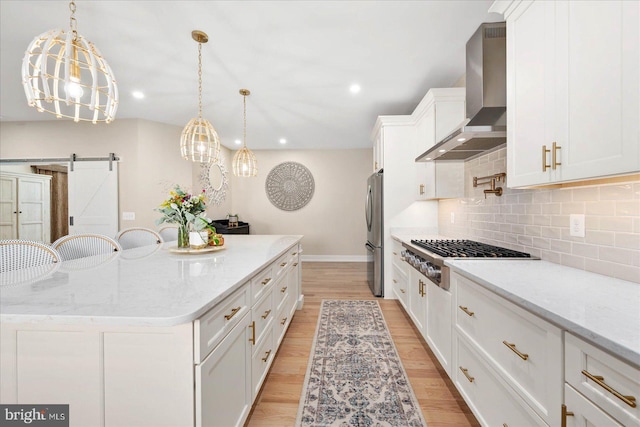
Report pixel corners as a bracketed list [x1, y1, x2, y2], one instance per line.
[393, 251, 398, 255]
[293, 262, 298, 267]
[552, 142, 561, 169]
[419, 184, 425, 195]
[261, 277, 271, 285]
[393, 279, 397, 283]
[224, 306, 241, 320]
[503, 424, 508, 427]
[561, 404, 574, 427]
[503, 341, 529, 361]
[292, 252, 297, 256]
[400, 289, 405, 294]
[459, 366, 474, 383]
[261, 309, 272, 319]
[459, 306, 474, 317]
[249, 321, 256, 345]
[542, 145, 551, 171]
[261, 349, 272, 362]
[281, 317, 287, 325]
[281, 286, 288, 293]
[280, 262, 287, 267]
[582, 369, 637, 408]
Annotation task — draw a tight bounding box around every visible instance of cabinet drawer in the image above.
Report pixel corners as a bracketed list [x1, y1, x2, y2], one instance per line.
[454, 273, 562, 424]
[251, 265, 274, 304]
[565, 333, 640, 427]
[274, 274, 290, 314]
[564, 383, 624, 427]
[274, 295, 291, 348]
[252, 288, 274, 352]
[454, 334, 547, 427]
[252, 327, 275, 399]
[194, 285, 250, 363]
[274, 252, 290, 278]
[392, 264, 408, 309]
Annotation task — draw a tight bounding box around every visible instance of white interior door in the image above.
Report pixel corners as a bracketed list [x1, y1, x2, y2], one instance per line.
[68, 161, 118, 237]
[0, 175, 18, 239]
[18, 176, 51, 243]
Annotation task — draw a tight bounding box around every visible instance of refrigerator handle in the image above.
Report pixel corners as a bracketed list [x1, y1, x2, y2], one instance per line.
[365, 185, 372, 231]
[365, 242, 375, 252]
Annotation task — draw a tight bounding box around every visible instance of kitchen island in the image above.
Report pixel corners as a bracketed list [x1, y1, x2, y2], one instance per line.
[0, 234, 303, 427]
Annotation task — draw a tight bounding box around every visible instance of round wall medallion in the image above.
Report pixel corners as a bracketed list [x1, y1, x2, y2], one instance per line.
[265, 162, 315, 211]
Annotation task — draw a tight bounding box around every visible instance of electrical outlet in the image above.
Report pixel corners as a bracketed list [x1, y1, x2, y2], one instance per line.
[122, 212, 135, 221]
[450, 212, 455, 224]
[569, 214, 585, 237]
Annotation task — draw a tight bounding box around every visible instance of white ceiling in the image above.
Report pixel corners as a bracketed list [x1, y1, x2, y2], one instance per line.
[0, 1, 499, 150]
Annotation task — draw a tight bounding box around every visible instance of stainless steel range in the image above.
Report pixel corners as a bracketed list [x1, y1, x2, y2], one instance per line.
[401, 239, 536, 291]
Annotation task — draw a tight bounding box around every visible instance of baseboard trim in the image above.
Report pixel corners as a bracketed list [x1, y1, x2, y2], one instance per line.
[301, 255, 370, 262]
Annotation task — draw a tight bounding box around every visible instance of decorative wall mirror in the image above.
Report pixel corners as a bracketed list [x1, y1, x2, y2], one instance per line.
[199, 156, 228, 206]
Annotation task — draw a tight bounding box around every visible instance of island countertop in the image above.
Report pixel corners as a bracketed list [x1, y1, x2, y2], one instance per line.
[0, 234, 303, 327]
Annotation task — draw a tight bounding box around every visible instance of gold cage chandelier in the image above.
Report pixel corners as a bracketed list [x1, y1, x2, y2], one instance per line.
[232, 89, 258, 177]
[180, 30, 220, 164]
[22, 1, 118, 123]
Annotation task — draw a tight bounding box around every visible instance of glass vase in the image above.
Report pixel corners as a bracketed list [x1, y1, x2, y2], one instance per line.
[177, 224, 190, 248]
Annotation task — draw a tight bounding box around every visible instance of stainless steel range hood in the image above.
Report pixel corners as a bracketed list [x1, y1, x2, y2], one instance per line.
[417, 22, 506, 162]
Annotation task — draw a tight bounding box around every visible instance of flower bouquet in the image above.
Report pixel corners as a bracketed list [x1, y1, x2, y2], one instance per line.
[155, 185, 208, 248]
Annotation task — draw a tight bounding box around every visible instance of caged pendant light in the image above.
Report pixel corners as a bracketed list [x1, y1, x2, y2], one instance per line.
[180, 30, 220, 164]
[232, 89, 258, 177]
[22, 1, 118, 123]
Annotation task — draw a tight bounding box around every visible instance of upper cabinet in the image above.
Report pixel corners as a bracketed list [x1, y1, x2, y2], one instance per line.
[414, 88, 466, 200]
[492, 0, 639, 187]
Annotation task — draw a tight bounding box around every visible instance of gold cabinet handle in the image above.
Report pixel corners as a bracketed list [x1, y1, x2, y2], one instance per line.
[459, 366, 474, 383]
[459, 306, 474, 317]
[393, 251, 397, 255]
[418, 280, 423, 297]
[224, 306, 241, 320]
[503, 424, 509, 427]
[503, 341, 529, 361]
[400, 289, 406, 294]
[419, 184, 425, 195]
[261, 309, 272, 319]
[582, 369, 637, 408]
[281, 317, 287, 325]
[293, 262, 298, 267]
[542, 145, 551, 171]
[262, 349, 272, 362]
[280, 262, 287, 267]
[393, 279, 397, 284]
[552, 142, 561, 169]
[561, 404, 574, 427]
[249, 321, 256, 345]
[292, 252, 297, 256]
[420, 280, 426, 297]
[261, 277, 271, 285]
[281, 286, 287, 293]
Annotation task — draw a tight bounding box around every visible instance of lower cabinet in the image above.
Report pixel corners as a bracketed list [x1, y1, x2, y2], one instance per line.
[564, 384, 624, 427]
[196, 313, 252, 427]
[425, 280, 452, 376]
[408, 269, 427, 335]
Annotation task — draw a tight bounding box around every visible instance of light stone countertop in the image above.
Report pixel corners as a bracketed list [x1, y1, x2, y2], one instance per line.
[447, 259, 640, 368]
[391, 232, 640, 368]
[0, 235, 302, 327]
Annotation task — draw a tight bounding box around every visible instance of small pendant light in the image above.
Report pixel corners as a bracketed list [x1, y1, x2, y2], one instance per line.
[232, 89, 258, 177]
[180, 30, 221, 164]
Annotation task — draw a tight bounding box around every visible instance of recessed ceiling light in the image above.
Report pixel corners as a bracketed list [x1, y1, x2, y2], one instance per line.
[438, 149, 446, 153]
[457, 137, 466, 142]
[425, 157, 432, 161]
[132, 90, 145, 99]
[349, 84, 361, 94]
[234, 139, 242, 145]
[279, 138, 287, 145]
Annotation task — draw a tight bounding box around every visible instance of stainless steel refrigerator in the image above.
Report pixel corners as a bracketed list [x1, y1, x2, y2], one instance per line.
[365, 170, 383, 297]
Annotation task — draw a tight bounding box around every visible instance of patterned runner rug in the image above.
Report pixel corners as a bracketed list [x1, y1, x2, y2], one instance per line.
[297, 300, 427, 426]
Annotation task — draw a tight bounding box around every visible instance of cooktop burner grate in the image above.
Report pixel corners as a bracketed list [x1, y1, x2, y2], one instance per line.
[410, 239, 532, 258]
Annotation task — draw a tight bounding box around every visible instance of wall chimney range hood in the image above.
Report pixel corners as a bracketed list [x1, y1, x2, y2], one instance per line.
[417, 22, 507, 162]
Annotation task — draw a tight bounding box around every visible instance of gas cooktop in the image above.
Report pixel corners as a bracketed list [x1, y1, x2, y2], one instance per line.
[410, 239, 533, 259]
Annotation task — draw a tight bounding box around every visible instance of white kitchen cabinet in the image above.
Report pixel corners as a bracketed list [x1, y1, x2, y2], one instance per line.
[372, 126, 384, 172]
[196, 312, 252, 427]
[408, 269, 427, 336]
[564, 384, 624, 427]
[452, 271, 563, 426]
[564, 333, 640, 427]
[391, 240, 409, 309]
[425, 280, 452, 377]
[0, 172, 51, 243]
[414, 88, 466, 200]
[493, 0, 640, 187]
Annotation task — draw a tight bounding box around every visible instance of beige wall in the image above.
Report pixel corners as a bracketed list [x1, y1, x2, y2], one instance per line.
[1, 120, 371, 257]
[231, 149, 372, 258]
[438, 148, 640, 283]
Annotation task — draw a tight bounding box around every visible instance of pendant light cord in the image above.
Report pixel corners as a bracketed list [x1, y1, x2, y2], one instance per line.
[197, 42, 203, 120]
[243, 93, 247, 148]
[69, 1, 78, 41]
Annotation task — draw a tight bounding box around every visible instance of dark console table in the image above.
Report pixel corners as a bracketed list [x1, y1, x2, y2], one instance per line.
[212, 219, 250, 235]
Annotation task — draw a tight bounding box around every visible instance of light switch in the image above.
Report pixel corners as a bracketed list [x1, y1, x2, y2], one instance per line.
[569, 214, 585, 237]
[122, 212, 135, 221]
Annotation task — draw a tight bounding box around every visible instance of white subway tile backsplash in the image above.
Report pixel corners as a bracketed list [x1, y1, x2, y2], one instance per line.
[437, 148, 639, 283]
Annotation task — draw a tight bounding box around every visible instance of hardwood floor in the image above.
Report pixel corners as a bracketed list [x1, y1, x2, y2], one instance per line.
[245, 262, 479, 427]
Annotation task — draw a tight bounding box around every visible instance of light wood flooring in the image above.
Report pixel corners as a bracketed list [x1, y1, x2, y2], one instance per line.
[245, 262, 479, 427]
